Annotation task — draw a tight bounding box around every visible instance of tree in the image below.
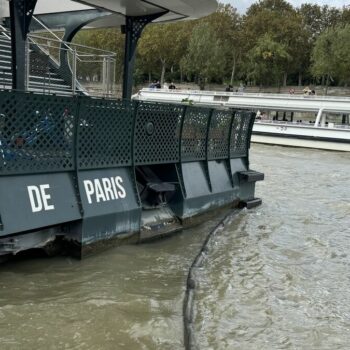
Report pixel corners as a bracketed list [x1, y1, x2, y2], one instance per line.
[298, 4, 341, 40]
[138, 21, 194, 85]
[203, 4, 243, 84]
[242, 0, 308, 86]
[246, 33, 290, 87]
[311, 24, 350, 89]
[73, 28, 125, 82]
[181, 22, 226, 89]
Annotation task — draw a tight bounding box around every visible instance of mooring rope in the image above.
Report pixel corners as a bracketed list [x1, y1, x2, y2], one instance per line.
[183, 210, 239, 350]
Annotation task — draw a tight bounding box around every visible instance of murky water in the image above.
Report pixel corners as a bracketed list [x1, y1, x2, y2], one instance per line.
[0, 145, 349, 350]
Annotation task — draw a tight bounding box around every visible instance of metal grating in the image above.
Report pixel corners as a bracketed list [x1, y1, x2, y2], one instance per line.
[181, 106, 211, 162]
[207, 109, 233, 160]
[77, 98, 134, 169]
[230, 111, 253, 157]
[0, 91, 255, 176]
[134, 102, 184, 165]
[0, 91, 76, 175]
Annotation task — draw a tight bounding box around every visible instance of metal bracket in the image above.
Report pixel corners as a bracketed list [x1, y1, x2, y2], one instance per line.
[122, 11, 167, 99]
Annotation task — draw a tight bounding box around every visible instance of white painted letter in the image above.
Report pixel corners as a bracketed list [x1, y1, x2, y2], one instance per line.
[102, 178, 114, 201]
[83, 180, 94, 204]
[111, 176, 119, 199]
[94, 179, 106, 203]
[115, 176, 126, 199]
[27, 186, 43, 212]
[40, 184, 55, 211]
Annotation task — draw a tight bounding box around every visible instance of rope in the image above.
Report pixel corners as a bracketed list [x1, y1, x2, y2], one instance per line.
[183, 210, 239, 350]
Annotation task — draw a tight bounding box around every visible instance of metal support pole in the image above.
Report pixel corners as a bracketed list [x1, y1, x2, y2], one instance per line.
[9, 0, 37, 90]
[72, 48, 77, 95]
[106, 57, 111, 96]
[122, 12, 167, 100]
[102, 57, 107, 96]
[25, 38, 30, 90]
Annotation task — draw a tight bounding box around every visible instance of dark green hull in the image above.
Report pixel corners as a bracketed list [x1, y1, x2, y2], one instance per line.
[0, 90, 263, 259]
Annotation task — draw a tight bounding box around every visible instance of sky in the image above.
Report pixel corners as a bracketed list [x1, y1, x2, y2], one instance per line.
[221, 0, 349, 14]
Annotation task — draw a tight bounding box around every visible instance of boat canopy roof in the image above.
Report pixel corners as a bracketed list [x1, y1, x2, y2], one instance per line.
[0, 0, 217, 28]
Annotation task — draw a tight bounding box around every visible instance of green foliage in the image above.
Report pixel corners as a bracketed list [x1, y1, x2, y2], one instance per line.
[181, 22, 226, 89]
[71, 1, 350, 88]
[311, 24, 350, 85]
[246, 33, 290, 85]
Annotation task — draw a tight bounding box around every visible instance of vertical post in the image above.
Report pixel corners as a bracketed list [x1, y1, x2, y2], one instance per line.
[314, 108, 324, 127]
[72, 48, 77, 95]
[122, 12, 167, 100]
[25, 38, 30, 90]
[113, 59, 116, 95]
[9, 0, 37, 90]
[102, 56, 107, 96]
[342, 114, 347, 124]
[106, 57, 112, 96]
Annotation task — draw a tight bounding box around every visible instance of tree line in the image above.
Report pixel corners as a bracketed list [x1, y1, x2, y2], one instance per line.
[74, 0, 350, 89]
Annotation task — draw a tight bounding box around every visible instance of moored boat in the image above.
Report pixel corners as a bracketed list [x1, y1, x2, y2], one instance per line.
[136, 88, 350, 152]
[0, 0, 263, 260]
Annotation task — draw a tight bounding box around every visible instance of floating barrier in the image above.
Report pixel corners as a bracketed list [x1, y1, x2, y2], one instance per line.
[183, 211, 237, 350]
[0, 90, 263, 258]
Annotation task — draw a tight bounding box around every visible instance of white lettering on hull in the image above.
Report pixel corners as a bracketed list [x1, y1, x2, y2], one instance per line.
[83, 176, 126, 204]
[27, 184, 55, 213]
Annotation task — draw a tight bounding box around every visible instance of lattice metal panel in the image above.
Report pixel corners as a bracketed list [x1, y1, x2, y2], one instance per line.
[230, 111, 254, 158]
[181, 106, 211, 162]
[208, 109, 233, 160]
[134, 102, 184, 165]
[0, 91, 76, 175]
[77, 98, 134, 169]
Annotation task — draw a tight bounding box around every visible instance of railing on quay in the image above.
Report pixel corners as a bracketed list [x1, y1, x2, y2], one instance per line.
[0, 90, 255, 176]
[27, 34, 117, 96]
[0, 20, 117, 97]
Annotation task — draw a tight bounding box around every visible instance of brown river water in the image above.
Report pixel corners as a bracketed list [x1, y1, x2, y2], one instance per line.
[0, 144, 349, 350]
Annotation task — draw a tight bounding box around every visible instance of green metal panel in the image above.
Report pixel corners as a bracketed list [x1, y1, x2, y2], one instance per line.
[76, 167, 140, 245]
[230, 111, 254, 158]
[0, 172, 80, 236]
[181, 106, 211, 162]
[0, 91, 77, 175]
[207, 109, 233, 160]
[134, 101, 184, 165]
[77, 98, 134, 169]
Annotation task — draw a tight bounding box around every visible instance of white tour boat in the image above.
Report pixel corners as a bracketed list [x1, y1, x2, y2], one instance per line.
[135, 88, 350, 152]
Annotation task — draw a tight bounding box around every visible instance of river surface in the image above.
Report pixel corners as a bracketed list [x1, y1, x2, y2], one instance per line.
[0, 145, 349, 350]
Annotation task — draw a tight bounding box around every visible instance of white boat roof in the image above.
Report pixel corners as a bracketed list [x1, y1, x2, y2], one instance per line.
[135, 88, 350, 115]
[0, 0, 217, 28]
[73, 0, 217, 20]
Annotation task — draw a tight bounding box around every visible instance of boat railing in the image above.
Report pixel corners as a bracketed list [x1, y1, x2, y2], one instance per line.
[0, 90, 255, 176]
[141, 88, 350, 102]
[0, 21, 117, 97]
[26, 17, 117, 97]
[255, 119, 350, 129]
[26, 34, 117, 96]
